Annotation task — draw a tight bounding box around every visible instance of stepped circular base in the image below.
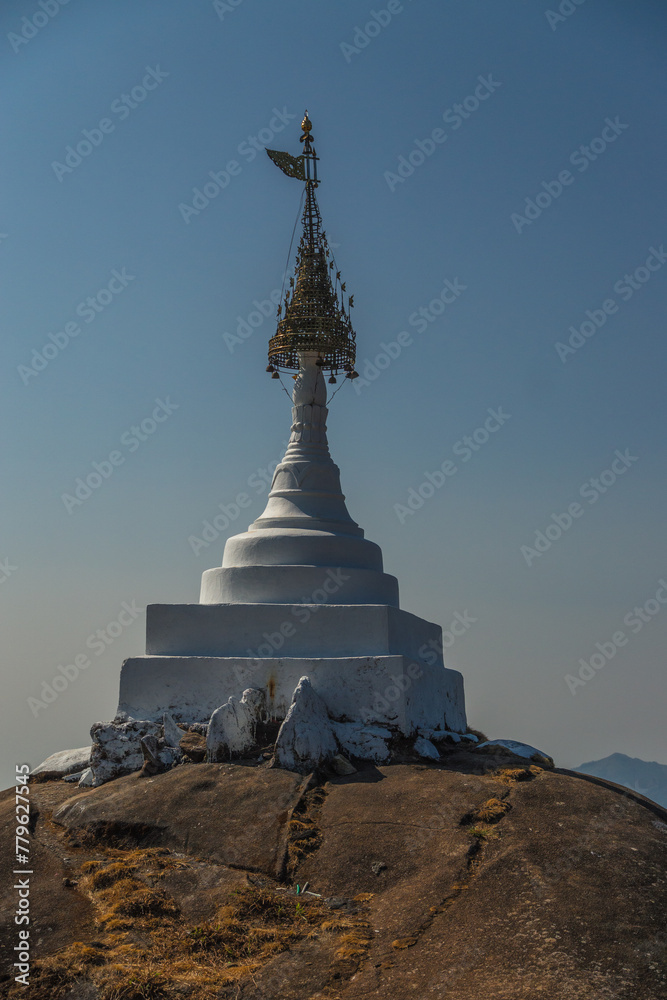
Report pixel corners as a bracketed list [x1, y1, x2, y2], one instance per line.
[222, 528, 383, 571]
[200, 564, 399, 606]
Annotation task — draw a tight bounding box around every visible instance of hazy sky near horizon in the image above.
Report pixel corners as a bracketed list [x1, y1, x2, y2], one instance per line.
[2, 0, 666, 789]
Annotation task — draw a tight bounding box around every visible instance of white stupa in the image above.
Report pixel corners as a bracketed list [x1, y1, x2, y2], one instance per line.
[117, 113, 466, 738]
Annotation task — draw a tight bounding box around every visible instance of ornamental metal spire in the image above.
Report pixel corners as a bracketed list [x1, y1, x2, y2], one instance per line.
[266, 112, 358, 383]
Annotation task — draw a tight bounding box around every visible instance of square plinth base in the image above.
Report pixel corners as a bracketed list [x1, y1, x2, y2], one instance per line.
[145, 603, 444, 663]
[117, 655, 466, 736]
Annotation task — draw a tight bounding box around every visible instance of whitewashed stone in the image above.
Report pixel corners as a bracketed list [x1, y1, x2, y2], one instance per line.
[240, 686, 266, 718]
[442, 730, 462, 742]
[31, 746, 92, 779]
[333, 722, 391, 762]
[274, 676, 337, 773]
[162, 712, 185, 748]
[89, 718, 161, 785]
[414, 736, 440, 760]
[63, 770, 85, 783]
[207, 688, 266, 763]
[475, 739, 554, 766]
[119, 654, 465, 736]
[78, 767, 99, 788]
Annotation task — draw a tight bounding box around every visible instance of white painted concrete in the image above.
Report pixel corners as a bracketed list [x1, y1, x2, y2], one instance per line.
[146, 603, 443, 661]
[99, 354, 467, 744]
[200, 564, 399, 606]
[117, 654, 466, 735]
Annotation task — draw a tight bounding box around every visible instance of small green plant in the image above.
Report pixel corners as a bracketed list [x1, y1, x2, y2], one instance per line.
[469, 825, 492, 841]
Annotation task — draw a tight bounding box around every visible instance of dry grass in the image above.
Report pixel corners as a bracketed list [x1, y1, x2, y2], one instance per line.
[9, 849, 373, 1000]
[460, 795, 512, 830]
[335, 929, 373, 960]
[461, 796, 512, 827]
[286, 784, 328, 879]
[493, 765, 543, 786]
[476, 796, 511, 823]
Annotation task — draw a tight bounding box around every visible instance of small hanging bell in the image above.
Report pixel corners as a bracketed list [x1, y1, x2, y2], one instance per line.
[271, 371, 280, 379]
[328, 375, 336, 384]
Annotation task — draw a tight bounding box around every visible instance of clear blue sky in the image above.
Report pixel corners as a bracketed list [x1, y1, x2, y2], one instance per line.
[2, 0, 666, 788]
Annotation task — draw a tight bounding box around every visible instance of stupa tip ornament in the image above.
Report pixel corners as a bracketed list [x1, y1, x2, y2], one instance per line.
[265, 112, 358, 383]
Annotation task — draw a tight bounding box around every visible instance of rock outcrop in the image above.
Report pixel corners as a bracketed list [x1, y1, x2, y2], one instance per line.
[2, 756, 666, 999]
[474, 738, 554, 767]
[31, 746, 92, 780]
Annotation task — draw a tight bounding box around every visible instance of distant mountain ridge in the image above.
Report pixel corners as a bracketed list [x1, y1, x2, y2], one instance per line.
[574, 752, 667, 808]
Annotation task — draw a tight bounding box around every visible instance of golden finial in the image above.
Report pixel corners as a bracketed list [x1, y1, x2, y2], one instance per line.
[267, 115, 357, 377]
